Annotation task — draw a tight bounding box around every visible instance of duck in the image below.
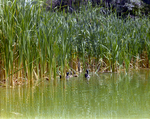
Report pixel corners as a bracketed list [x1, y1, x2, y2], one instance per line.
[66, 72, 70, 80]
[60, 75, 62, 79]
[69, 71, 78, 77]
[59, 72, 70, 80]
[85, 69, 90, 79]
[73, 73, 78, 77]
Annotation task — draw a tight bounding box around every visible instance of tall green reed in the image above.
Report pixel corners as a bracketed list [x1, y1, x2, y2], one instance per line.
[1, 0, 150, 86]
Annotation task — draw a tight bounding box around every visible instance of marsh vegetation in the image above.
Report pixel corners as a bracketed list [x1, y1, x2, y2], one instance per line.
[0, 0, 150, 87]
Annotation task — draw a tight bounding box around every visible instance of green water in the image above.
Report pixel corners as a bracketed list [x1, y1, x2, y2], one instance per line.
[0, 70, 150, 118]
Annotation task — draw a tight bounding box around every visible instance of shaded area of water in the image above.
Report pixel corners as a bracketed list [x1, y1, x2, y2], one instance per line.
[0, 69, 150, 118]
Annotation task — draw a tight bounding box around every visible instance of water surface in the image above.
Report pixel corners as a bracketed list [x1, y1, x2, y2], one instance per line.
[0, 69, 150, 118]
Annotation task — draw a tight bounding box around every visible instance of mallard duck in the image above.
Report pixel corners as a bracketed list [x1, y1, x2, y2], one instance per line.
[69, 71, 78, 77]
[85, 69, 90, 79]
[66, 72, 69, 80]
[59, 72, 70, 80]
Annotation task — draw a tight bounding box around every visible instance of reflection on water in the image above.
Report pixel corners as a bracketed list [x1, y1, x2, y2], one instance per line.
[0, 69, 150, 118]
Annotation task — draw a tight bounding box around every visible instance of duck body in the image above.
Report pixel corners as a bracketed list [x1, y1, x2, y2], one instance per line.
[72, 71, 78, 77]
[85, 73, 90, 78]
[85, 69, 90, 80]
[73, 74, 78, 77]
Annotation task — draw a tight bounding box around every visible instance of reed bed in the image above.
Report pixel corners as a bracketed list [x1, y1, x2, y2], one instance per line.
[0, 0, 150, 87]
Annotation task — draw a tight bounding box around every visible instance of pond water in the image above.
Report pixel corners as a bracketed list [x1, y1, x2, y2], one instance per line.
[0, 69, 150, 118]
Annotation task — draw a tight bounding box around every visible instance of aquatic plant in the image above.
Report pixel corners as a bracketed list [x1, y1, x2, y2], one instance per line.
[0, 0, 150, 87]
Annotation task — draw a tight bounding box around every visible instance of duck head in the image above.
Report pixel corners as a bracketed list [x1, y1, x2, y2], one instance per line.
[66, 72, 69, 76]
[86, 69, 89, 74]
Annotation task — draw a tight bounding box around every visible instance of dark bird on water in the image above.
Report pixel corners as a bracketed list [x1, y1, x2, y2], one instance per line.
[66, 72, 70, 80]
[60, 72, 69, 79]
[85, 69, 90, 80]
